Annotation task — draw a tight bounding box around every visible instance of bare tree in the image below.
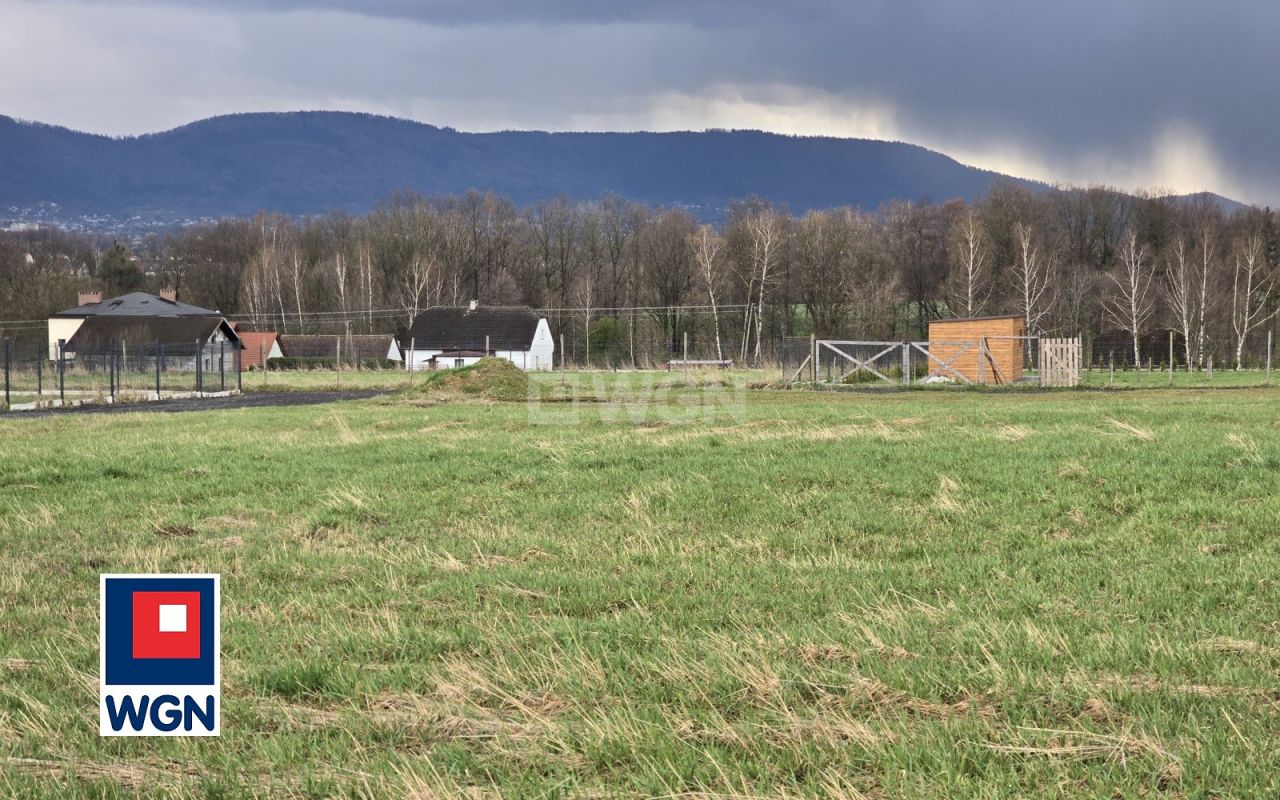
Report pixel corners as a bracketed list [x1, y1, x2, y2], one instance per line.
[288, 244, 306, 331]
[1165, 234, 1217, 369]
[691, 224, 727, 361]
[575, 268, 596, 365]
[794, 210, 854, 337]
[1165, 239, 1196, 369]
[744, 207, 784, 364]
[1230, 233, 1277, 369]
[946, 210, 990, 317]
[1103, 232, 1156, 366]
[1012, 222, 1056, 336]
[1194, 230, 1215, 369]
[402, 253, 438, 330]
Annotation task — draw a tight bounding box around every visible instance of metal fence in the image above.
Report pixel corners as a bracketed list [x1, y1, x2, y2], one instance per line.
[2, 338, 241, 411]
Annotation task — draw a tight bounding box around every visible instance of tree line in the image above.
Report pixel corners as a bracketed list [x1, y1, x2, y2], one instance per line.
[2, 184, 1277, 367]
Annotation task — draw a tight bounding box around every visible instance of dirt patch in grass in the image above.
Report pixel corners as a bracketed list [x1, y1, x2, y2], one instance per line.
[400, 358, 530, 403]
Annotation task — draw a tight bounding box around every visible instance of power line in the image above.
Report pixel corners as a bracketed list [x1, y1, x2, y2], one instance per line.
[229, 303, 755, 323]
[2, 303, 759, 330]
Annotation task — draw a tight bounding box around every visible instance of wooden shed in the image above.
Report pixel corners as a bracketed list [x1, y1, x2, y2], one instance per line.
[927, 315, 1025, 384]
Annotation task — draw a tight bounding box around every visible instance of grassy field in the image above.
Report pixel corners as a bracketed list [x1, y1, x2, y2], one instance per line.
[2, 377, 1280, 797]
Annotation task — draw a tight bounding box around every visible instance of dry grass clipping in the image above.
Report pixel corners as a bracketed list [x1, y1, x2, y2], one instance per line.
[934, 475, 966, 514]
[1103, 417, 1156, 442]
[984, 726, 1179, 775]
[1226, 432, 1263, 465]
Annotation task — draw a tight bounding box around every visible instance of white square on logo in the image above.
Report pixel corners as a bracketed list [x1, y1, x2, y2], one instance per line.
[158, 604, 187, 633]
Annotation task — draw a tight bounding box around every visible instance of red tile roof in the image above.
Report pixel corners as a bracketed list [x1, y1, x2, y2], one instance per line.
[239, 332, 280, 369]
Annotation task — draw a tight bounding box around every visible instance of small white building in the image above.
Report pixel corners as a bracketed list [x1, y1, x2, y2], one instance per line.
[404, 304, 554, 371]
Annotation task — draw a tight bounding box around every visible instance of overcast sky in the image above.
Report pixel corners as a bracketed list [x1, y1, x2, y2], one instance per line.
[2, 0, 1277, 204]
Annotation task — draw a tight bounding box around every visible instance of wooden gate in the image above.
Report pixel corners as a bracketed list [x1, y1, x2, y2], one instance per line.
[1039, 337, 1082, 387]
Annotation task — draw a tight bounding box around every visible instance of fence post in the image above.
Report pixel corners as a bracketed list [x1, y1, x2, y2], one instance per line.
[1267, 331, 1273, 385]
[108, 338, 116, 404]
[560, 334, 565, 371]
[196, 339, 203, 396]
[1168, 331, 1174, 386]
[810, 334, 817, 383]
[36, 341, 42, 398]
[1038, 337, 1045, 386]
[219, 340, 225, 392]
[3, 337, 10, 408]
[901, 342, 910, 386]
[236, 342, 242, 394]
[155, 342, 162, 400]
[335, 335, 341, 390]
[682, 331, 689, 381]
[58, 339, 65, 405]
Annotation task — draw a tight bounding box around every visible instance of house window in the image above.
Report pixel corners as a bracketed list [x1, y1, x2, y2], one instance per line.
[454, 358, 465, 368]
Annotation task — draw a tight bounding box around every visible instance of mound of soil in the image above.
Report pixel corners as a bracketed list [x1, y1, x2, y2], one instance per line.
[403, 358, 531, 402]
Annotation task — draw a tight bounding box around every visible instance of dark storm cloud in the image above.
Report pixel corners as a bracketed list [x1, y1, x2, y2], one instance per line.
[3, 0, 1277, 201]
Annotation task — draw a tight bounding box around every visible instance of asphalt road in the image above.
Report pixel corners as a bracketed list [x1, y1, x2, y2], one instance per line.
[5, 390, 386, 418]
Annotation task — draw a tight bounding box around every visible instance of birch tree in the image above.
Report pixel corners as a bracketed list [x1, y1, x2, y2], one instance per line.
[1012, 222, 1055, 336]
[288, 245, 306, 331]
[1103, 232, 1156, 366]
[946, 210, 990, 317]
[744, 208, 784, 364]
[691, 224, 727, 361]
[1230, 233, 1276, 369]
[402, 253, 438, 330]
[1165, 236, 1216, 369]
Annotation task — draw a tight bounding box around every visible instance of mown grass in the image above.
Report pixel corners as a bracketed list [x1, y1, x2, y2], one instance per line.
[2, 382, 1280, 797]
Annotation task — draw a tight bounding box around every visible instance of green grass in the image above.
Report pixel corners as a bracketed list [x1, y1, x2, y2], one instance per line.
[2, 383, 1280, 797]
[1080, 367, 1275, 389]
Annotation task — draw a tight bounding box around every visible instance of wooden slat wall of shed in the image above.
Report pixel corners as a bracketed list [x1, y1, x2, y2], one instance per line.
[927, 317, 1025, 384]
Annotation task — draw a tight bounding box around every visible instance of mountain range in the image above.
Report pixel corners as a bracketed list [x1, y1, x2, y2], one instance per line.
[0, 111, 1244, 223]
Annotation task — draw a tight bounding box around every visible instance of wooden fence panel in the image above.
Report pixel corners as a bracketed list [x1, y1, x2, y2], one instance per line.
[1041, 337, 1082, 387]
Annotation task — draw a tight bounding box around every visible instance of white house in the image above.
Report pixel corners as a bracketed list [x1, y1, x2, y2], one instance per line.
[404, 304, 555, 371]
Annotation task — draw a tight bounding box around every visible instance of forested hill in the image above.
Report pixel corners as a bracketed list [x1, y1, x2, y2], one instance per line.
[0, 111, 1050, 220]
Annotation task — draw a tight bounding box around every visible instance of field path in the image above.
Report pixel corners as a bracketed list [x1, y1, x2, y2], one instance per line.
[7, 389, 385, 417]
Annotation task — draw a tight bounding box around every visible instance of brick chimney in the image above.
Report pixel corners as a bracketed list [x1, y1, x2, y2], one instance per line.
[159, 288, 178, 302]
[78, 291, 102, 306]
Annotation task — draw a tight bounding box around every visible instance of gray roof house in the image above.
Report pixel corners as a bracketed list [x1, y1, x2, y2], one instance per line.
[49, 291, 240, 358]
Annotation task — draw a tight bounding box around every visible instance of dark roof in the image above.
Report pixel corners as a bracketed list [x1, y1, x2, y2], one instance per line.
[277, 334, 398, 360]
[53, 291, 221, 318]
[347, 335, 400, 361]
[405, 307, 541, 351]
[277, 335, 339, 359]
[429, 350, 490, 359]
[930, 314, 1024, 324]
[65, 316, 240, 351]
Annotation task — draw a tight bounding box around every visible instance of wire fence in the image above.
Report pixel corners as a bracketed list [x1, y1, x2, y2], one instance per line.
[2, 338, 241, 411]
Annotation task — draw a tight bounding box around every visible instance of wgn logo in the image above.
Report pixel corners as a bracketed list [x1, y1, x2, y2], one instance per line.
[99, 574, 220, 736]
